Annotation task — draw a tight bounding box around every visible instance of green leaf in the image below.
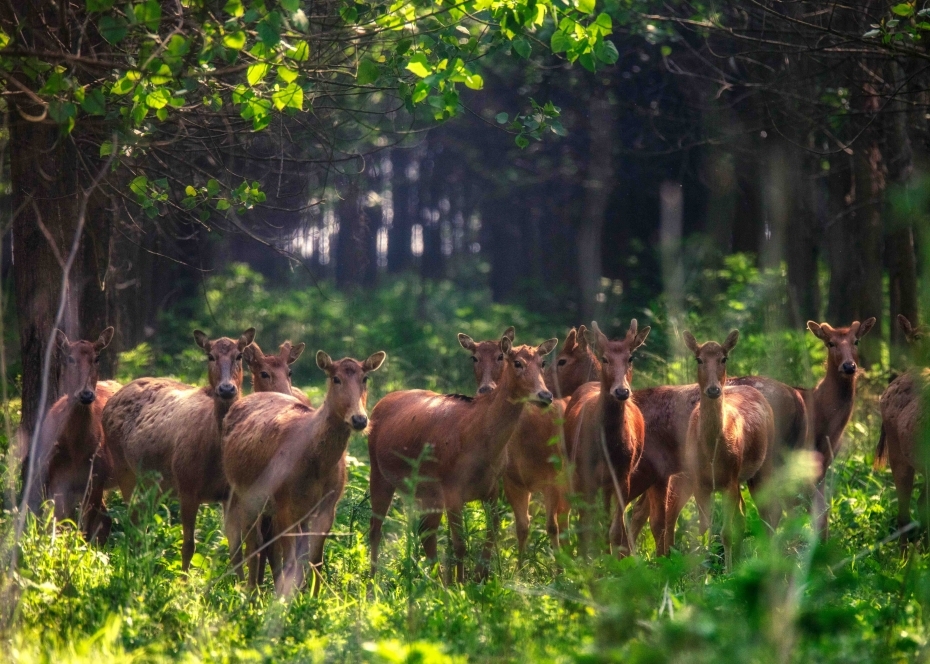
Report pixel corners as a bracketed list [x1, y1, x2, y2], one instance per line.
[99, 141, 113, 157]
[257, 12, 283, 46]
[862, 28, 881, 38]
[223, 0, 245, 16]
[145, 89, 170, 109]
[357, 59, 379, 85]
[551, 30, 570, 53]
[340, 5, 358, 22]
[396, 39, 412, 55]
[289, 41, 310, 61]
[277, 66, 299, 83]
[495, 112, 508, 124]
[99, 16, 128, 44]
[577, 0, 595, 15]
[892, 3, 914, 16]
[87, 0, 115, 11]
[406, 54, 431, 78]
[464, 73, 483, 90]
[660, 45, 672, 57]
[247, 63, 270, 86]
[281, 0, 300, 11]
[512, 36, 531, 58]
[207, 179, 220, 196]
[224, 31, 247, 50]
[81, 88, 106, 115]
[579, 52, 596, 72]
[216, 199, 231, 210]
[130, 176, 149, 196]
[272, 82, 303, 110]
[134, 0, 161, 30]
[185, 185, 197, 197]
[515, 135, 530, 148]
[594, 12, 612, 33]
[594, 38, 618, 64]
[156, 107, 167, 120]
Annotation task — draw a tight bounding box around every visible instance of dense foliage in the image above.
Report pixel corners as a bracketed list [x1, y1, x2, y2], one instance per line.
[1, 261, 926, 662]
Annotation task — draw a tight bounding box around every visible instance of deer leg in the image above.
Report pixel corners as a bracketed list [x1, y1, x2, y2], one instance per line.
[504, 478, 531, 560]
[609, 497, 632, 558]
[417, 509, 443, 576]
[179, 494, 199, 574]
[694, 484, 713, 540]
[476, 494, 501, 582]
[812, 479, 829, 541]
[627, 493, 650, 550]
[256, 516, 274, 584]
[543, 486, 566, 553]
[224, 495, 245, 581]
[306, 493, 340, 597]
[887, 428, 916, 536]
[646, 481, 670, 556]
[368, 465, 396, 578]
[663, 475, 691, 554]
[275, 502, 301, 597]
[82, 466, 112, 545]
[446, 502, 467, 584]
[244, 512, 264, 590]
[722, 483, 746, 572]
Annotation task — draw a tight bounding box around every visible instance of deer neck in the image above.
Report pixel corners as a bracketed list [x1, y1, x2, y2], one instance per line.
[312, 397, 353, 470]
[814, 365, 855, 430]
[698, 389, 726, 450]
[480, 371, 530, 458]
[597, 381, 628, 439]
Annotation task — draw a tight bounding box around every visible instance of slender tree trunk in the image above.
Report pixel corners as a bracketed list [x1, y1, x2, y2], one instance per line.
[387, 148, 414, 273]
[335, 176, 369, 290]
[785, 158, 821, 326]
[577, 90, 615, 323]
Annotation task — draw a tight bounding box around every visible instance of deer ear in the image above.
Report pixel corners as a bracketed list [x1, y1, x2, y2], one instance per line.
[458, 333, 476, 352]
[590, 321, 609, 355]
[500, 335, 513, 355]
[193, 330, 209, 350]
[576, 325, 589, 352]
[243, 343, 262, 366]
[502, 326, 515, 342]
[898, 314, 914, 336]
[806, 321, 827, 341]
[628, 319, 639, 339]
[856, 317, 877, 340]
[723, 329, 740, 352]
[363, 351, 387, 372]
[94, 326, 115, 352]
[682, 331, 700, 355]
[55, 329, 70, 353]
[316, 351, 333, 372]
[563, 328, 577, 353]
[633, 326, 651, 349]
[238, 327, 256, 350]
[537, 338, 558, 356]
[286, 342, 306, 364]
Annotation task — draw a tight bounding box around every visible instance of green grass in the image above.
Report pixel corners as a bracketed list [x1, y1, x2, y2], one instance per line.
[2, 263, 929, 662]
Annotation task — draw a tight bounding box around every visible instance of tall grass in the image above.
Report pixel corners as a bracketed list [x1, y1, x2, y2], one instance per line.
[1, 260, 927, 662]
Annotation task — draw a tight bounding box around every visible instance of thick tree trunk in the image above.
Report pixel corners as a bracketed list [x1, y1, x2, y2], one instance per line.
[335, 176, 369, 290]
[387, 148, 415, 273]
[785, 159, 821, 327]
[577, 91, 615, 324]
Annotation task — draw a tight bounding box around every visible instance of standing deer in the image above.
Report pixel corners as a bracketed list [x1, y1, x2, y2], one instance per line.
[368, 334, 557, 583]
[671, 330, 774, 569]
[803, 318, 876, 536]
[102, 327, 255, 572]
[564, 320, 650, 557]
[223, 350, 385, 595]
[503, 326, 600, 556]
[241, 339, 309, 581]
[875, 315, 929, 542]
[27, 327, 117, 543]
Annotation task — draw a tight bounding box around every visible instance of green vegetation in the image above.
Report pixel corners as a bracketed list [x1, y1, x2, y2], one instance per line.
[2, 261, 927, 662]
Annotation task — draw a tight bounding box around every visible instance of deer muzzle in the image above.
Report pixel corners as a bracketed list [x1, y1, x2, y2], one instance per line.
[78, 389, 96, 405]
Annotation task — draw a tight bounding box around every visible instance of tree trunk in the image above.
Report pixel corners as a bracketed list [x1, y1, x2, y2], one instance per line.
[388, 148, 415, 273]
[335, 176, 369, 290]
[577, 91, 615, 324]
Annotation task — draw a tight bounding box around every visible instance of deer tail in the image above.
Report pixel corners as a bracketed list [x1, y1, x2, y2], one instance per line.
[874, 423, 888, 469]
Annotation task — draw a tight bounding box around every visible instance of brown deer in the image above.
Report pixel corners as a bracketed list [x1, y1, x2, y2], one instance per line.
[368, 334, 558, 583]
[242, 339, 310, 581]
[458, 326, 515, 395]
[564, 320, 650, 557]
[102, 327, 255, 572]
[27, 327, 117, 543]
[671, 330, 774, 569]
[222, 350, 385, 595]
[803, 318, 876, 536]
[244, 340, 309, 404]
[875, 315, 929, 541]
[503, 326, 600, 556]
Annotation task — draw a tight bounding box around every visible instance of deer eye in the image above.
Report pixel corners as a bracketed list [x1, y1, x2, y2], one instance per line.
[68, 356, 77, 365]
[558, 358, 567, 366]
[696, 358, 703, 365]
[601, 357, 608, 364]
[514, 360, 523, 368]
[208, 355, 216, 362]
[236, 353, 243, 361]
[363, 375, 369, 383]
[497, 354, 504, 361]
[260, 371, 270, 379]
[721, 357, 727, 364]
[854, 339, 859, 346]
[333, 376, 341, 384]
[288, 370, 293, 377]
[472, 356, 478, 363]
[94, 356, 100, 364]
[827, 342, 835, 348]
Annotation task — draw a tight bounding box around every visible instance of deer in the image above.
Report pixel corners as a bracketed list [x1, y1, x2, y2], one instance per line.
[458, 326, 514, 395]
[564, 320, 650, 558]
[241, 339, 310, 581]
[503, 326, 600, 556]
[802, 318, 876, 537]
[668, 330, 774, 569]
[368, 333, 558, 583]
[102, 327, 255, 572]
[26, 327, 117, 543]
[875, 315, 929, 543]
[222, 349, 386, 595]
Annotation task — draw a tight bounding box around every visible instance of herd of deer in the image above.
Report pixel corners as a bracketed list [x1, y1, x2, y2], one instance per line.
[19, 313, 929, 596]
